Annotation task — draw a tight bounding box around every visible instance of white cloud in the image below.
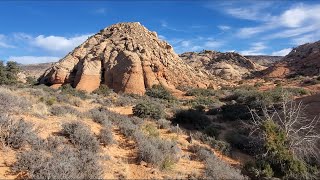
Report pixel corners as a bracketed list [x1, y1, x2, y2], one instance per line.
[158, 35, 166, 40]
[217, 25, 231, 31]
[235, 4, 320, 41]
[94, 8, 107, 14]
[292, 30, 320, 45]
[213, 1, 275, 22]
[271, 48, 292, 56]
[0, 34, 15, 48]
[240, 42, 267, 55]
[181, 40, 191, 47]
[8, 56, 60, 64]
[204, 40, 222, 48]
[32, 34, 92, 54]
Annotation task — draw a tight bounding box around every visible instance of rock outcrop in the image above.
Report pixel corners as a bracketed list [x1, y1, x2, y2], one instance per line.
[180, 50, 264, 80]
[39, 22, 210, 94]
[244, 55, 283, 67]
[264, 40, 320, 78]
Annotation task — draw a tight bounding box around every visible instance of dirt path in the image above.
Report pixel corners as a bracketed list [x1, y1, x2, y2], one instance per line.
[103, 127, 159, 179]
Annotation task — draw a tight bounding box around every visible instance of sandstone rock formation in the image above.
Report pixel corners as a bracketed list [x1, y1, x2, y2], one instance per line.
[180, 50, 264, 80]
[244, 55, 283, 67]
[264, 40, 320, 78]
[39, 22, 210, 94]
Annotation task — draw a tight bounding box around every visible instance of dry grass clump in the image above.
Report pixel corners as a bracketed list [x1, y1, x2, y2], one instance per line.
[0, 87, 31, 114]
[12, 136, 104, 179]
[0, 114, 39, 149]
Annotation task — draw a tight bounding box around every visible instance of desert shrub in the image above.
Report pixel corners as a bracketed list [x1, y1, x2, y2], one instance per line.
[50, 105, 82, 117]
[114, 94, 138, 106]
[12, 136, 104, 179]
[185, 88, 216, 97]
[186, 96, 221, 109]
[282, 87, 309, 96]
[172, 109, 211, 130]
[188, 144, 214, 161]
[133, 101, 164, 120]
[274, 79, 282, 86]
[254, 82, 263, 88]
[192, 131, 230, 154]
[145, 84, 175, 101]
[69, 97, 83, 107]
[87, 108, 112, 126]
[131, 116, 145, 126]
[143, 124, 159, 137]
[204, 124, 224, 139]
[61, 122, 100, 152]
[226, 132, 262, 155]
[92, 84, 113, 96]
[135, 133, 181, 170]
[59, 84, 88, 99]
[205, 155, 245, 179]
[26, 76, 38, 85]
[243, 161, 274, 179]
[0, 88, 31, 114]
[0, 115, 38, 149]
[99, 127, 114, 146]
[188, 143, 244, 179]
[221, 104, 251, 121]
[117, 116, 140, 138]
[32, 102, 49, 117]
[157, 119, 171, 129]
[39, 96, 56, 106]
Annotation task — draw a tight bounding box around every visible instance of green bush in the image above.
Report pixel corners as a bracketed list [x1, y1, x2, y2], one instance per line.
[59, 84, 88, 99]
[185, 88, 216, 97]
[186, 96, 220, 109]
[145, 84, 175, 101]
[92, 84, 113, 96]
[143, 124, 159, 137]
[254, 82, 263, 88]
[243, 161, 274, 179]
[133, 101, 164, 120]
[173, 109, 211, 130]
[221, 104, 251, 121]
[204, 124, 224, 139]
[0, 61, 20, 85]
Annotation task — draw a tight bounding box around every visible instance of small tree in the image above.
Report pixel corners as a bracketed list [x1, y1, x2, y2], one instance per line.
[249, 94, 320, 179]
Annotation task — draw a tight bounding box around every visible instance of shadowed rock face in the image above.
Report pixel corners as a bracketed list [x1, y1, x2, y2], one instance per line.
[39, 22, 210, 94]
[264, 40, 320, 78]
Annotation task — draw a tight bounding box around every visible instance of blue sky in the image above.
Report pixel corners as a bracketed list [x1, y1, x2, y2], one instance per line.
[1, 0, 320, 64]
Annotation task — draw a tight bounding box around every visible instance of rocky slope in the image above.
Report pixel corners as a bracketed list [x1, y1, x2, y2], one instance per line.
[244, 55, 282, 67]
[180, 50, 264, 80]
[264, 40, 320, 78]
[39, 22, 211, 94]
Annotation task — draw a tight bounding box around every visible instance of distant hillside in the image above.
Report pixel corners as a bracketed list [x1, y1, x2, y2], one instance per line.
[180, 50, 264, 80]
[245, 55, 283, 67]
[19, 63, 53, 78]
[263, 40, 320, 78]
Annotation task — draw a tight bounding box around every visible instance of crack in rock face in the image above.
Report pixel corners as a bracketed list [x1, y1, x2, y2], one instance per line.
[39, 22, 210, 95]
